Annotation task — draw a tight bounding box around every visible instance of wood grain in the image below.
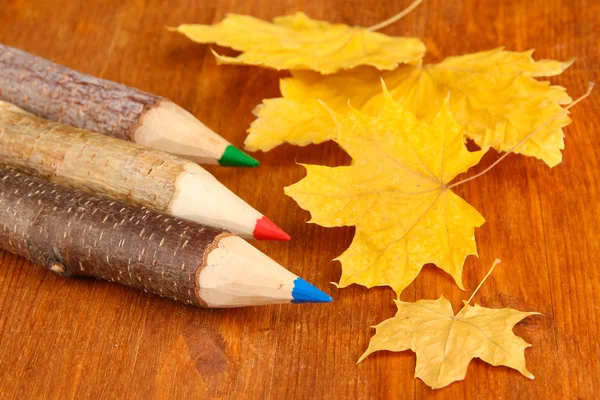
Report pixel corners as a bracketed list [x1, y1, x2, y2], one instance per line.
[0, 0, 598, 398]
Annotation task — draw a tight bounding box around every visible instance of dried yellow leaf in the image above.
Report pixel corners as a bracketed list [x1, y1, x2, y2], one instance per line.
[359, 296, 539, 389]
[172, 12, 426, 74]
[285, 89, 485, 294]
[247, 48, 572, 167]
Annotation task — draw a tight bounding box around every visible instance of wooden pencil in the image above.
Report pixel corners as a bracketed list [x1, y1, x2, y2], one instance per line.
[0, 101, 289, 241]
[0, 166, 331, 307]
[0, 44, 259, 167]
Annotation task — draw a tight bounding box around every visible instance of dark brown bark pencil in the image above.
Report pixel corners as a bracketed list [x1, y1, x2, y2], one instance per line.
[0, 166, 330, 307]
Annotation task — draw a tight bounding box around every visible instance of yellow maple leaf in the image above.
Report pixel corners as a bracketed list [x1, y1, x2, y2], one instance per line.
[246, 48, 573, 167]
[358, 295, 538, 389]
[285, 88, 486, 294]
[358, 260, 540, 389]
[172, 12, 426, 74]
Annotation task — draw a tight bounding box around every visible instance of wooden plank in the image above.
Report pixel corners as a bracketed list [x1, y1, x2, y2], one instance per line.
[0, 0, 598, 398]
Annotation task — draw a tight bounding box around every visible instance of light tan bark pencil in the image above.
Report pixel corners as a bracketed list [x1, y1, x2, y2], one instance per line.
[0, 101, 289, 241]
[0, 44, 259, 167]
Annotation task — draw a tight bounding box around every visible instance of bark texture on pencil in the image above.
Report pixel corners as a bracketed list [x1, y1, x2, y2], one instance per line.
[0, 44, 259, 167]
[0, 102, 289, 240]
[0, 44, 159, 142]
[0, 101, 187, 211]
[0, 166, 331, 307]
[0, 166, 225, 306]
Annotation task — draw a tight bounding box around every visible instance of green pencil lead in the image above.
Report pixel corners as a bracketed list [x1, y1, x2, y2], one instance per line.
[219, 145, 260, 167]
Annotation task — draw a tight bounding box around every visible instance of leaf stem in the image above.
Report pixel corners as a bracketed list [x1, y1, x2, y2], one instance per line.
[367, 0, 424, 31]
[447, 83, 594, 190]
[456, 259, 502, 317]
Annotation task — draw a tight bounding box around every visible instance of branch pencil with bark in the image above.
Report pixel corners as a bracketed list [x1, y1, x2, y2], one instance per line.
[0, 166, 331, 307]
[0, 101, 289, 241]
[0, 44, 258, 167]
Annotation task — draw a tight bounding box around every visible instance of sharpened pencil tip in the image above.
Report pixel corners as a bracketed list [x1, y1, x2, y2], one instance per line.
[291, 278, 333, 303]
[253, 216, 291, 241]
[219, 145, 260, 167]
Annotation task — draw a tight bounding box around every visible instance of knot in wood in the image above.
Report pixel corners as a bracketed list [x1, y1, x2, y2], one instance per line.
[49, 262, 66, 275]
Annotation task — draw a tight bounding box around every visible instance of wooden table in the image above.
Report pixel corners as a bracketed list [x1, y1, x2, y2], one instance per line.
[0, 0, 598, 398]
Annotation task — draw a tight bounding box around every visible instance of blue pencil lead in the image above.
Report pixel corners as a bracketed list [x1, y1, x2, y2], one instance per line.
[291, 278, 333, 304]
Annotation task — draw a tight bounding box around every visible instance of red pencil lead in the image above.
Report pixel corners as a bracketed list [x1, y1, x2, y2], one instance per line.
[253, 217, 291, 241]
